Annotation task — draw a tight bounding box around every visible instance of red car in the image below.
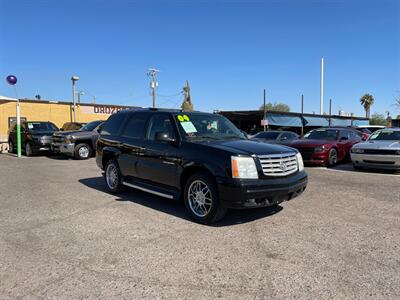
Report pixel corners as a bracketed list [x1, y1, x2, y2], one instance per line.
[289, 127, 362, 166]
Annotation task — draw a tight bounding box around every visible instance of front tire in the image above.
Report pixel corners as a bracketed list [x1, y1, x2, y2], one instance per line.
[327, 148, 338, 167]
[104, 159, 125, 193]
[184, 172, 227, 225]
[74, 143, 91, 160]
[25, 143, 33, 157]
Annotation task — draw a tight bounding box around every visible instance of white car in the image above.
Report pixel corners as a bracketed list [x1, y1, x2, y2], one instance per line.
[351, 128, 400, 171]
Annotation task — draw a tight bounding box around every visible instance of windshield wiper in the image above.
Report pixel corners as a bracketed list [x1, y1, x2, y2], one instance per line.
[187, 135, 222, 140]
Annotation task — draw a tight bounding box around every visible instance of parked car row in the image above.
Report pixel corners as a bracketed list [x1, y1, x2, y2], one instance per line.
[8, 120, 104, 159]
[249, 127, 400, 170]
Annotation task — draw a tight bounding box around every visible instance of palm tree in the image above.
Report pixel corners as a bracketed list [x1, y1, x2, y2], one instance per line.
[360, 94, 374, 118]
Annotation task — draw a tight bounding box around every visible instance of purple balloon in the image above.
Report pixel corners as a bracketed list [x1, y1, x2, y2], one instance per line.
[6, 75, 17, 85]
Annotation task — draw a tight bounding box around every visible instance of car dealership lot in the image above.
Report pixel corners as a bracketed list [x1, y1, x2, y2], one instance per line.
[0, 155, 399, 299]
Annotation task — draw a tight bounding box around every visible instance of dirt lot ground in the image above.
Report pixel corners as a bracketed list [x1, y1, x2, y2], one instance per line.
[0, 154, 399, 299]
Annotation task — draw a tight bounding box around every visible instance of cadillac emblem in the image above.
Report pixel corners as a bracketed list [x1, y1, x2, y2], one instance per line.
[279, 161, 287, 171]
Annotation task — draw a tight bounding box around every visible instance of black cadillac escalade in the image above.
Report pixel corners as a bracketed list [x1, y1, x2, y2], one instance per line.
[96, 109, 307, 224]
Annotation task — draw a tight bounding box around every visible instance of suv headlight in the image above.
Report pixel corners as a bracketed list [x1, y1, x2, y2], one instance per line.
[231, 156, 258, 179]
[65, 135, 73, 144]
[351, 148, 364, 153]
[296, 152, 304, 172]
[395, 150, 400, 155]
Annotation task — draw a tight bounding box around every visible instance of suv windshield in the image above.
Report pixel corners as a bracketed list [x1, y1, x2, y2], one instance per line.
[368, 130, 400, 141]
[304, 129, 339, 141]
[174, 113, 246, 141]
[27, 122, 58, 132]
[81, 121, 102, 131]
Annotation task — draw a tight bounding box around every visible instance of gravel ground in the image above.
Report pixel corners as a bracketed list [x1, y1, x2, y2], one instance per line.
[0, 154, 399, 299]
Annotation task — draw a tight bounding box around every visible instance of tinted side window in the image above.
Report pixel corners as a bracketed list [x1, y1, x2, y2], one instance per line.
[350, 131, 361, 140]
[101, 113, 127, 135]
[147, 114, 175, 141]
[339, 130, 349, 139]
[121, 113, 149, 139]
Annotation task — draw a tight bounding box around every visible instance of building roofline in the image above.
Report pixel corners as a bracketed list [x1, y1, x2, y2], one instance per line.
[218, 109, 369, 120]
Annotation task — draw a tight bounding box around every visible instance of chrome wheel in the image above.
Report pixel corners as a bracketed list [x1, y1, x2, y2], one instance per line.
[78, 146, 89, 159]
[106, 163, 118, 190]
[329, 149, 337, 166]
[188, 180, 213, 217]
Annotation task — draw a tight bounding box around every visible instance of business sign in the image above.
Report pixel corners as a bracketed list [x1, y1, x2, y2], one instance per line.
[261, 119, 268, 126]
[81, 105, 128, 115]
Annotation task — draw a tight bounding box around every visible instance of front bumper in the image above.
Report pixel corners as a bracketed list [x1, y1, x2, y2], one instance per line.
[298, 150, 329, 166]
[54, 142, 75, 156]
[217, 171, 308, 209]
[32, 140, 52, 152]
[351, 153, 400, 170]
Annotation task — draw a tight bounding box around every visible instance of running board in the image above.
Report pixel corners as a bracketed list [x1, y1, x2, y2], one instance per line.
[122, 181, 174, 199]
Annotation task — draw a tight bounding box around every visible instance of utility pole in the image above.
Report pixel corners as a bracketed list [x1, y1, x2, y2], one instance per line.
[329, 98, 332, 126]
[320, 57, 324, 115]
[263, 89, 267, 132]
[71, 76, 79, 122]
[147, 68, 160, 108]
[301, 94, 304, 137]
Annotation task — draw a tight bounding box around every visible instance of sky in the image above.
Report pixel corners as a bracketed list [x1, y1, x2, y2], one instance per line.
[0, 0, 399, 117]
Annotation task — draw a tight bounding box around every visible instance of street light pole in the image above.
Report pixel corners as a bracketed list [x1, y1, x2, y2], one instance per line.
[71, 76, 79, 122]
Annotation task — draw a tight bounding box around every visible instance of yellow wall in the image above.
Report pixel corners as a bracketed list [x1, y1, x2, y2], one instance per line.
[0, 100, 131, 142]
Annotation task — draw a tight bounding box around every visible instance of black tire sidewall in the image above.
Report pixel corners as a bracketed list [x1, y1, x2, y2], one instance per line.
[25, 143, 33, 156]
[183, 172, 223, 224]
[328, 148, 337, 167]
[8, 140, 14, 153]
[74, 143, 91, 160]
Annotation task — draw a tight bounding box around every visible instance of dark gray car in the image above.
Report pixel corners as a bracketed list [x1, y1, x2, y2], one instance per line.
[251, 130, 299, 145]
[52, 120, 104, 159]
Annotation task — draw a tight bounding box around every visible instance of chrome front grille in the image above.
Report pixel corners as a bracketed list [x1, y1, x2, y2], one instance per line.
[52, 134, 64, 143]
[258, 153, 298, 177]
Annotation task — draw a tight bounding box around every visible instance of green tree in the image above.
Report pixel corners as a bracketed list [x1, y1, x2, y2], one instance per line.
[360, 93, 374, 118]
[369, 113, 387, 126]
[259, 102, 290, 112]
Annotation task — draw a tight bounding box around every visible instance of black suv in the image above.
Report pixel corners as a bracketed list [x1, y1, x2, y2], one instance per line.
[96, 109, 307, 224]
[8, 121, 59, 156]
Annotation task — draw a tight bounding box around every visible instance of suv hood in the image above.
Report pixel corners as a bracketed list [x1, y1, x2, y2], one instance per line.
[289, 139, 334, 148]
[202, 139, 296, 156]
[53, 130, 81, 136]
[31, 131, 56, 137]
[353, 140, 400, 150]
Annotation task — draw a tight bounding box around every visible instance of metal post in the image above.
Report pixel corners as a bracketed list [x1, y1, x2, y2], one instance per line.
[71, 76, 79, 122]
[16, 100, 21, 157]
[263, 89, 266, 132]
[301, 94, 304, 137]
[329, 98, 332, 126]
[320, 57, 324, 115]
[72, 80, 76, 122]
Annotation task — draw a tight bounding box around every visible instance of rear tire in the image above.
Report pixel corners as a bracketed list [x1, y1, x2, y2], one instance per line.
[104, 159, 125, 193]
[74, 143, 91, 160]
[8, 140, 15, 153]
[183, 172, 227, 225]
